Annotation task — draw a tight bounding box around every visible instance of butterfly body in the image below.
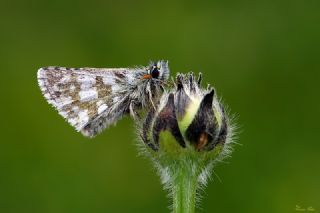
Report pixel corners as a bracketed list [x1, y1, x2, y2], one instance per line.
[37, 61, 169, 137]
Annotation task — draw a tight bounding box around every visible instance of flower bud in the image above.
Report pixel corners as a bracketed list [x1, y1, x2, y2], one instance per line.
[140, 72, 232, 155]
[137, 72, 235, 211]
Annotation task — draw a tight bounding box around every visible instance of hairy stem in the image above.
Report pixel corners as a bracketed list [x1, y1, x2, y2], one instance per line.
[171, 162, 199, 213]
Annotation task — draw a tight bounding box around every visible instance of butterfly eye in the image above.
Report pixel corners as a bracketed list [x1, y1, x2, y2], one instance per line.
[151, 67, 160, 78]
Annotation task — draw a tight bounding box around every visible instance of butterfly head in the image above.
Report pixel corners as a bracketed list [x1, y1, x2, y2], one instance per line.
[144, 61, 170, 81]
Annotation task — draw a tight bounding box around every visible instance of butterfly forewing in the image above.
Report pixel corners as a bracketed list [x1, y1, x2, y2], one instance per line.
[37, 66, 138, 137]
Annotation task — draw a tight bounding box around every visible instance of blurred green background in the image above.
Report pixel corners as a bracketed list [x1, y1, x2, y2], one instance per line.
[0, 0, 319, 212]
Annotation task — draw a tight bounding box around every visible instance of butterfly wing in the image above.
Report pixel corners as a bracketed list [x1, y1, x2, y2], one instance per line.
[37, 66, 141, 137]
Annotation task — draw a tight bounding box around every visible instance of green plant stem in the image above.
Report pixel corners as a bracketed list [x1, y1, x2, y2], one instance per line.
[172, 163, 199, 213]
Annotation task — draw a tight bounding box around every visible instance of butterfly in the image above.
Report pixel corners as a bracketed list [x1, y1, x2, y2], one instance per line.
[37, 61, 170, 137]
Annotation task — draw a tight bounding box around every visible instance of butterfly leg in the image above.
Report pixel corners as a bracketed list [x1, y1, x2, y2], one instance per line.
[146, 82, 156, 110]
[197, 72, 203, 85]
[129, 100, 141, 121]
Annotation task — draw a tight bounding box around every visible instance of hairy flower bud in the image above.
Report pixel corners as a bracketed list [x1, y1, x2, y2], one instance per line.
[137, 72, 235, 212]
[140, 72, 232, 155]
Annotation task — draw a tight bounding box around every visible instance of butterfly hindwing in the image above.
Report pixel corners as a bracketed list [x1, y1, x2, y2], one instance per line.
[37, 66, 139, 137]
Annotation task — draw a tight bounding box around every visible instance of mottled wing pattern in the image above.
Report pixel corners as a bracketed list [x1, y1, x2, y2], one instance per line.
[37, 66, 139, 137]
